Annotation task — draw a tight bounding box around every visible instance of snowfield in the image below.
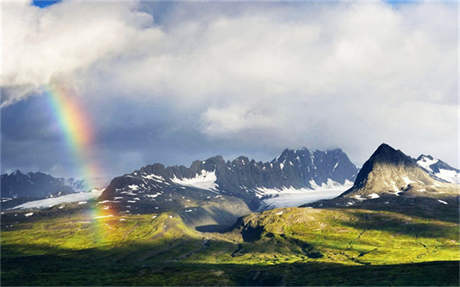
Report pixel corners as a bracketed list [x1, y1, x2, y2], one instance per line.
[435, 169, 459, 184]
[171, 170, 218, 191]
[417, 155, 459, 184]
[261, 179, 353, 209]
[11, 189, 104, 210]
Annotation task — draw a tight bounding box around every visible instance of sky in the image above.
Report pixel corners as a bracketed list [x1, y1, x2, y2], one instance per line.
[1, 0, 458, 185]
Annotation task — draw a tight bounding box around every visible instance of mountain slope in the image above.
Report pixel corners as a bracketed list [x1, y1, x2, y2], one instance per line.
[99, 147, 358, 214]
[341, 144, 436, 196]
[417, 155, 459, 183]
[308, 143, 459, 221]
[1, 170, 86, 209]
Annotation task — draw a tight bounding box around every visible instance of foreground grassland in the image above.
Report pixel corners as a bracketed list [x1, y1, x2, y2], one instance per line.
[1, 207, 459, 285]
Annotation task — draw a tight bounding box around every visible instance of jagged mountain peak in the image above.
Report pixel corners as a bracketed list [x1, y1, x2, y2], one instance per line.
[100, 146, 358, 213]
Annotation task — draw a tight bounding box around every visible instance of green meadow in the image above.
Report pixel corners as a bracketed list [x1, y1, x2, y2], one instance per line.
[1, 207, 459, 286]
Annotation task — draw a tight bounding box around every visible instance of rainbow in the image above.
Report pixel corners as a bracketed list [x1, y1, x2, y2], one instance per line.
[45, 82, 118, 243]
[45, 82, 102, 190]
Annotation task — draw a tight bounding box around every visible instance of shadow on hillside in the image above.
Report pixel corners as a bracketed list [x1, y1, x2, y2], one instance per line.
[2, 242, 459, 286]
[356, 195, 460, 224]
[195, 224, 234, 233]
[309, 195, 460, 223]
[337, 209, 457, 238]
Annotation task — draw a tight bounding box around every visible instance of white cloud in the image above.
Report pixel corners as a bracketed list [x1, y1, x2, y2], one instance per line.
[1, 0, 153, 105]
[1, 0, 457, 166]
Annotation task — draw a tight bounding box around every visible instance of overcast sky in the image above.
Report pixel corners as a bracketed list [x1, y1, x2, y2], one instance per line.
[1, 0, 458, 183]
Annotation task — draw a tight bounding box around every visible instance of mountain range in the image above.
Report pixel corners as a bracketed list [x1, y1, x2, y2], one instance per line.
[2, 145, 458, 224]
[96, 148, 358, 229]
[2, 143, 459, 286]
[0, 170, 86, 209]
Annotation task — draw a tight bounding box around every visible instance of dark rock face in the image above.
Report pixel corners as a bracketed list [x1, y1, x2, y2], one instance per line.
[99, 147, 358, 213]
[1, 170, 82, 208]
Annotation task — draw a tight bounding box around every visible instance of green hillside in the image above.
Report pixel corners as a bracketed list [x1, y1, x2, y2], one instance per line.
[1, 205, 459, 285]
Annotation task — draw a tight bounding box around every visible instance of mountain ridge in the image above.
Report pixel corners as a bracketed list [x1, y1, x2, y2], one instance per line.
[1, 170, 86, 209]
[99, 147, 358, 214]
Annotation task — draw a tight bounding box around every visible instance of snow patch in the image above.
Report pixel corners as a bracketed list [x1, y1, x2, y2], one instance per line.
[438, 200, 448, 205]
[11, 189, 103, 210]
[171, 170, 218, 191]
[333, 162, 339, 171]
[143, 174, 164, 182]
[146, 193, 161, 198]
[435, 169, 459, 184]
[128, 184, 139, 191]
[24, 212, 34, 217]
[417, 156, 438, 173]
[368, 193, 380, 199]
[121, 191, 136, 196]
[352, 195, 365, 201]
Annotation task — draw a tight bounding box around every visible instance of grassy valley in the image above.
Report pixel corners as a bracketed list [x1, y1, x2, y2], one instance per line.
[2, 204, 459, 285]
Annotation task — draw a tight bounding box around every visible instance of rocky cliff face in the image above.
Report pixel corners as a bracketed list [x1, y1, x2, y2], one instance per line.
[98, 147, 358, 215]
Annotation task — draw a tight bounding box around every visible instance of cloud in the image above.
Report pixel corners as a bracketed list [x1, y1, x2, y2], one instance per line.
[1, 0, 153, 105]
[1, 0, 458, 176]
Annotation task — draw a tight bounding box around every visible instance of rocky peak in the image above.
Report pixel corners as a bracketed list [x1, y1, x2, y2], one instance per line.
[369, 143, 416, 166]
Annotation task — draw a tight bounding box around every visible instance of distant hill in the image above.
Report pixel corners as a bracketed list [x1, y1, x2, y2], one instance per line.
[1, 170, 85, 209]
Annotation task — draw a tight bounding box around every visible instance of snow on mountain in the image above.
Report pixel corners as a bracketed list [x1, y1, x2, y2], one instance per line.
[307, 143, 459, 219]
[435, 169, 459, 184]
[260, 179, 353, 209]
[99, 147, 358, 212]
[1, 170, 90, 209]
[171, 170, 218, 191]
[11, 189, 103, 210]
[417, 155, 438, 172]
[416, 155, 459, 184]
